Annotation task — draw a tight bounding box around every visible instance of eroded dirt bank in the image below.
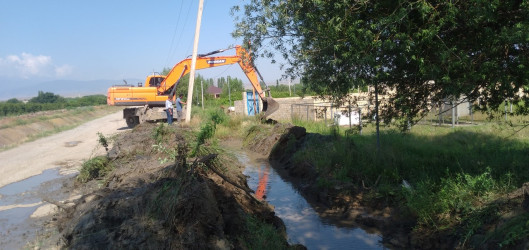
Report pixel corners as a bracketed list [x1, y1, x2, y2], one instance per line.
[37, 118, 529, 249]
[244, 123, 529, 249]
[52, 123, 299, 249]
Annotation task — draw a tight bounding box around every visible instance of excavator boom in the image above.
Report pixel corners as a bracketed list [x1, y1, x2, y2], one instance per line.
[158, 46, 279, 117]
[107, 45, 278, 120]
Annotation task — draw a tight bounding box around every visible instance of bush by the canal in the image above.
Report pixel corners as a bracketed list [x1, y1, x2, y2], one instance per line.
[77, 156, 113, 183]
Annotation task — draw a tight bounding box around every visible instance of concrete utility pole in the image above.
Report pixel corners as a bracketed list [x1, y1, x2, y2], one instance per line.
[201, 78, 204, 110]
[228, 76, 231, 107]
[288, 79, 292, 96]
[185, 0, 204, 123]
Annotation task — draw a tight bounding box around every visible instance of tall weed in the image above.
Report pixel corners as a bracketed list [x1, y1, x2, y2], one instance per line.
[191, 109, 227, 156]
[152, 123, 171, 144]
[403, 169, 500, 228]
[77, 156, 113, 183]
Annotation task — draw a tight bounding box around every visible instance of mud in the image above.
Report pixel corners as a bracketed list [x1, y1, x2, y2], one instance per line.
[0, 167, 78, 249]
[244, 123, 529, 249]
[52, 123, 296, 249]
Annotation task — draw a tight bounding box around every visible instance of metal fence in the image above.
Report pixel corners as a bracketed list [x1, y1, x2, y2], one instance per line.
[291, 98, 522, 130]
[291, 102, 366, 129]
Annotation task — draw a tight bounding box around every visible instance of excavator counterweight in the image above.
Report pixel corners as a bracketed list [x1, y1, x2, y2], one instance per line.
[107, 45, 278, 127]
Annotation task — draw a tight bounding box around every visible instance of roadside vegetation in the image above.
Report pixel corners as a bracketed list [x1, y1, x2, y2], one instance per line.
[0, 91, 106, 117]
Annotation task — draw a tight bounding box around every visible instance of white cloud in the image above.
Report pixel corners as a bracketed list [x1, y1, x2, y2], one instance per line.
[0, 53, 72, 79]
[55, 64, 73, 77]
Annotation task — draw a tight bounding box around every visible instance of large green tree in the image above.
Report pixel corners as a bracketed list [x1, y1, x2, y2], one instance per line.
[29, 91, 66, 104]
[232, 0, 529, 127]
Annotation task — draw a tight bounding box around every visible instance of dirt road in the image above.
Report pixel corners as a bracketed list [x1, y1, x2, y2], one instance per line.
[0, 111, 128, 249]
[0, 111, 127, 189]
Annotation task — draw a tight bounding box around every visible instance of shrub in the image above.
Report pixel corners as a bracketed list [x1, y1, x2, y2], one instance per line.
[77, 156, 113, 183]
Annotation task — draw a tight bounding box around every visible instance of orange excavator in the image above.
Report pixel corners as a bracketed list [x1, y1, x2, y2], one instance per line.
[107, 45, 279, 127]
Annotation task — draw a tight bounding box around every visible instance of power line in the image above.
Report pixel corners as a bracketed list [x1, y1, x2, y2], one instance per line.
[164, 1, 184, 67]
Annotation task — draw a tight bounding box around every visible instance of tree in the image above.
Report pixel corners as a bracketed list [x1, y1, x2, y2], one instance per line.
[232, 0, 529, 128]
[6, 98, 21, 104]
[217, 77, 226, 89]
[29, 91, 66, 104]
[222, 76, 244, 97]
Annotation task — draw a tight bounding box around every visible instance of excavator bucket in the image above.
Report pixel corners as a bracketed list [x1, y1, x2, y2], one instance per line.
[262, 97, 279, 118]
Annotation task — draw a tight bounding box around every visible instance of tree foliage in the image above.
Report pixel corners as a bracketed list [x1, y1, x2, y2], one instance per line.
[29, 91, 66, 104]
[232, 0, 529, 127]
[0, 94, 107, 117]
[6, 98, 22, 104]
[218, 76, 244, 97]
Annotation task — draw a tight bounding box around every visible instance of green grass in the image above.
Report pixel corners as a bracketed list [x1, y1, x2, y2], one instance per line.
[289, 112, 529, 247]
[485, 213, 529, 248]
[77, 156, 113, 183]
[240, 215, 288, 250]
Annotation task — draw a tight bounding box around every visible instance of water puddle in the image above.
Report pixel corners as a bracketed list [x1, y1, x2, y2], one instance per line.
[0, 168, 73, 249]
[239, 152, 384, 249]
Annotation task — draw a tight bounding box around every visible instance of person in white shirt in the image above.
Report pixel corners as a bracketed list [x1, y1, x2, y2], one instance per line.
[165, 95, 174, 124]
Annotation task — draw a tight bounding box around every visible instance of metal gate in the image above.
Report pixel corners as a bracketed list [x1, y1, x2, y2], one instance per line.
[246, 91, 260, 116]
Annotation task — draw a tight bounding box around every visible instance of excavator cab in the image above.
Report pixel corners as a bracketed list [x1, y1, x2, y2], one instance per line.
[148, 76, 165, 87]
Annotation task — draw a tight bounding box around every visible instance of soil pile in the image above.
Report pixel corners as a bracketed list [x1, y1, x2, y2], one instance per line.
[55, 123, 293, 249]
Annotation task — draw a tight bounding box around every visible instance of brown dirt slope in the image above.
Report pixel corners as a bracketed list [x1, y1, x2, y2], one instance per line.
[54, 123, 294, 249]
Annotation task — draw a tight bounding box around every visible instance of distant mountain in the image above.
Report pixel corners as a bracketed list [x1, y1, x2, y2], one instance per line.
[0, 78, 142, 100]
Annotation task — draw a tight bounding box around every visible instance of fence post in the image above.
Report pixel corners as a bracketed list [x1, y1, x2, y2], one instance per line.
[324, 107, 327, 125]
[470, 101, 473, 124]
[439, 101, 443, 126]
[348, 100, 352, 129]
[331, 103, 334, 124]
[359, 108, 363, 135]
[456, 99, 459, 125]
[452, 98, 456, 128]
[505, 99, 508, 121]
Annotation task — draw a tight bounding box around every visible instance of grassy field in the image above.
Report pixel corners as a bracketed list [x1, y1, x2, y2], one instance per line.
[290, 110, 529, 247]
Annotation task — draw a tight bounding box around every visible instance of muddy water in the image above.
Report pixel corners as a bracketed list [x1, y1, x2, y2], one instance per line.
[0, 168, 73, 249]
[238, 152, 384, 250]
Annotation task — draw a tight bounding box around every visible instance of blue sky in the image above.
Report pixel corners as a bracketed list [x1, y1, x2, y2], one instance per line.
[0, 0, 287, 98]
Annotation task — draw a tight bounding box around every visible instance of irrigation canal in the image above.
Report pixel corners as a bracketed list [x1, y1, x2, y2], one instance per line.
[238, 151, 385, 249]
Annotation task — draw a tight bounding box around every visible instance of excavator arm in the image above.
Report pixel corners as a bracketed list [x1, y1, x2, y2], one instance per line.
[158, 45, 279, 117]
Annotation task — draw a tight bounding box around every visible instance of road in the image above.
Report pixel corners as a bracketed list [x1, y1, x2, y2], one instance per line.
[0, 111, 129, 249]
[0, 111, 127, 188]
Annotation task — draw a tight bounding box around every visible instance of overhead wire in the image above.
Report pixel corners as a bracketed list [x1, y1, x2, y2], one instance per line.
[164, 1, 184, 67]
[176, 1, 195, 60]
